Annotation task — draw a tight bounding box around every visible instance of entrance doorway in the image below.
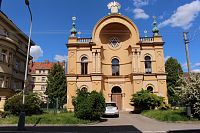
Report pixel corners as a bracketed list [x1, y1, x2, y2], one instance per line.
[111, 86, 122, 110]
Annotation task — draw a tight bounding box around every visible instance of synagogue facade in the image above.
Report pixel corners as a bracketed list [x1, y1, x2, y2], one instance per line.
[66, 2, 167, 111]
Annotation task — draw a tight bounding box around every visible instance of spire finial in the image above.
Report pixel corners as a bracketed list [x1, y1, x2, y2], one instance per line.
[144, 29, 148, 37]
[70, 16, 77, 37]
[153, 16, 156, 21]
[152, 16, 159, 36]
[107, 1, 121, 14]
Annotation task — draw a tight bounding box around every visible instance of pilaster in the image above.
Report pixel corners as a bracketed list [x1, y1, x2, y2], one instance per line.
[0, 96, 6, 111]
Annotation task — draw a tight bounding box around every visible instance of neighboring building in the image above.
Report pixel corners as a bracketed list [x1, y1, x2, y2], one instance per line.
[0, 11, 35, 111]
[29, 60, 66, 102]
[66, 2, 168, 111]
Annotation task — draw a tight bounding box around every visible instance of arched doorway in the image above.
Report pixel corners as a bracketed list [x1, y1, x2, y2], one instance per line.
[111, 86, 122, 110]
[147, 86, 153, 93]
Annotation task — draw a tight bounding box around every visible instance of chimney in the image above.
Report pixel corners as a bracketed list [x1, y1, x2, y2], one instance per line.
[44, 60, 49, 64]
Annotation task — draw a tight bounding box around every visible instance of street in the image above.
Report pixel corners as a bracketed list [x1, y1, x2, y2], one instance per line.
[1, 112, 200, 133]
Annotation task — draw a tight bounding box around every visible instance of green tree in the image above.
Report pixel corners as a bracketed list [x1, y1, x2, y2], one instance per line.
[130, 89, 163, 111]
[46, 63, 67, 108]
[72, 89, 105, 120]
[165, 57, 183, 105]
[176, 74, 200, 119]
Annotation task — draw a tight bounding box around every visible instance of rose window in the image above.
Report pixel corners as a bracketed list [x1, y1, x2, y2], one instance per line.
[109, 37, 120, 48]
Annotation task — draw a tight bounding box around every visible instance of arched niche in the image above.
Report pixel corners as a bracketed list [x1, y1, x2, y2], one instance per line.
[92, 15, 140, 47]
[99, 23, 131, 45]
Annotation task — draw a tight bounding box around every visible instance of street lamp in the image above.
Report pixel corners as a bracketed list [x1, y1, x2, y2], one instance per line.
[18, 0, 33, 130]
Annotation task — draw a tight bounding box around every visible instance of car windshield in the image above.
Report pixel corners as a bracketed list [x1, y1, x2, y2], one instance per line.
[106, 103, 116, 107]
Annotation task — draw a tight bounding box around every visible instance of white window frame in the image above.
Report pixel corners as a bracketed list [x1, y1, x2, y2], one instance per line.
[0, 76, 4, 88]
[41, 77, 46, 82]
[41, 85, 46, 90]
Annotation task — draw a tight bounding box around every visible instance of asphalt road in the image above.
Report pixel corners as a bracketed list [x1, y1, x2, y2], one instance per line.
[1, 113, 200, 133]
[94, 112, 200, 132]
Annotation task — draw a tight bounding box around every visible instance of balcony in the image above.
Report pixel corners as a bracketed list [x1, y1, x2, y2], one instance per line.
[77, 38, 92, 43]
[0, 28, 19, 44]
[140, 37, 154, 43]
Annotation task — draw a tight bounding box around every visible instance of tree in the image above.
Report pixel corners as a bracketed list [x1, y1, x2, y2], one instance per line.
[176, 74, 200, 119]
[4, 92, 43, 116]
[72, 89, 105, 120]
[165, 57, 183, 105]
[46, 63, 67, 109]
[130, 89, 163, 111]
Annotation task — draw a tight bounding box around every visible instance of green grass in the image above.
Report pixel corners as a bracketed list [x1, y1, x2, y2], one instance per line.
[141, 109, 198, 122]
[0, 113, 92, 125]
[0, 115, 18, 124]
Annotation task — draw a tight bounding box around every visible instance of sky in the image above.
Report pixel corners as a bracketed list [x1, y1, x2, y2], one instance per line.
[1, 0, 200, 72]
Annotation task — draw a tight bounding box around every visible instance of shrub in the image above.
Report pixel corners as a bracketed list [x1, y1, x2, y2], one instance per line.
[158, 102, 171, 110]
[4, 92, 43, 116]
[0, 110, 7, 118]
[130, 89, 163, 111]
[73, 89, 105, 120]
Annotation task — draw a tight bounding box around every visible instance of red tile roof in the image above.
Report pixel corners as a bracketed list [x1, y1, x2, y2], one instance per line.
[29, 60, 65, 74]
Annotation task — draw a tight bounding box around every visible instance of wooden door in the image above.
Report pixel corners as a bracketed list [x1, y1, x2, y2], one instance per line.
[111, 93, 122, 110]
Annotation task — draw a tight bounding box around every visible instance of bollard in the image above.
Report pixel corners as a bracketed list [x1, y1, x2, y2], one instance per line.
[18, 112, 26, 130]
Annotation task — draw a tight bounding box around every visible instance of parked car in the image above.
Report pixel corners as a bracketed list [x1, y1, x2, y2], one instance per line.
[103, 102, 119, 117]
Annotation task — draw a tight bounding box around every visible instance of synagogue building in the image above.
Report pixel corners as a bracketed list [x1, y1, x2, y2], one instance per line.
[66, 2, 167, 111]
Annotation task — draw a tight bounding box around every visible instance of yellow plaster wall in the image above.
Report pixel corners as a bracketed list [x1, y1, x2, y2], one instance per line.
[66, 81, 77, 111]
[67, 48, 77, 74]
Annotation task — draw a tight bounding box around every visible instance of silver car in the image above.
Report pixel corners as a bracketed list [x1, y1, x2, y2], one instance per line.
[104, 102, 119, 117]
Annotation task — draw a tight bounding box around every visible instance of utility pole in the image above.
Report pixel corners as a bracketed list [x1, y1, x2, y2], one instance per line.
[183, 32, 191, 74]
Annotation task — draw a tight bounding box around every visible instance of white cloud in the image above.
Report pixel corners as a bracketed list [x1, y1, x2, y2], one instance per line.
[159, 12, 167, 20]
[133, 8, 149, 19]
[30, 45, 43, 61]
[194, 63, 200, 67]
[131, 0, 157, 7]
[54, 55, 67, 62]
[132, 0, 149, 7]
[192, 69, 200, 73]
[159, 0, 200, 30]
[164, 56, 171, 62]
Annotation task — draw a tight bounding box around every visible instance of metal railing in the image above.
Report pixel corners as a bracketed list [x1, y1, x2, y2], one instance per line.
[77, 38, 92, 43]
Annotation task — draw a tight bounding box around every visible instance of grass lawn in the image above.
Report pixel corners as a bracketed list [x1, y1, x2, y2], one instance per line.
[0, 113, 92, 125]
[141, 109, 198, 122]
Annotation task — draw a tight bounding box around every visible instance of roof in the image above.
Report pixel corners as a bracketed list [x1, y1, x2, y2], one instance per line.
[0, 11, 36, 46]
[29, 60, 65, 74]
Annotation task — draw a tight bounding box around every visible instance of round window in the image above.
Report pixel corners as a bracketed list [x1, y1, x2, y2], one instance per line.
[109, 37, 120, 48]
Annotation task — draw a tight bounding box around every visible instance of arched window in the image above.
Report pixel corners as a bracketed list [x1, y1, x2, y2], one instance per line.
[112, 86, 122, 93]
[145, 56, 152, 74]
[81, 57, 88, 75]
[81, 87, 88, 92]
[147, 86, 153, 93]
[112, 58, 119, 76]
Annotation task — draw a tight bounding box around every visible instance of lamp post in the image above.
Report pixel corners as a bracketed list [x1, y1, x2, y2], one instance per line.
[18, 0, 32, 130]
[183, 32, 191, 75]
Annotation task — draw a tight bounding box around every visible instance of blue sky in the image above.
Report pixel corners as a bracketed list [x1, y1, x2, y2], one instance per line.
[1, 0, 200, 72]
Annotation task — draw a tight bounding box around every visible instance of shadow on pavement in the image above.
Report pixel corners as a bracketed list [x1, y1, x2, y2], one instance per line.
[0, 125, 142, 133]
[102, 115, 119, 118]
[168, 129, 200, 133]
